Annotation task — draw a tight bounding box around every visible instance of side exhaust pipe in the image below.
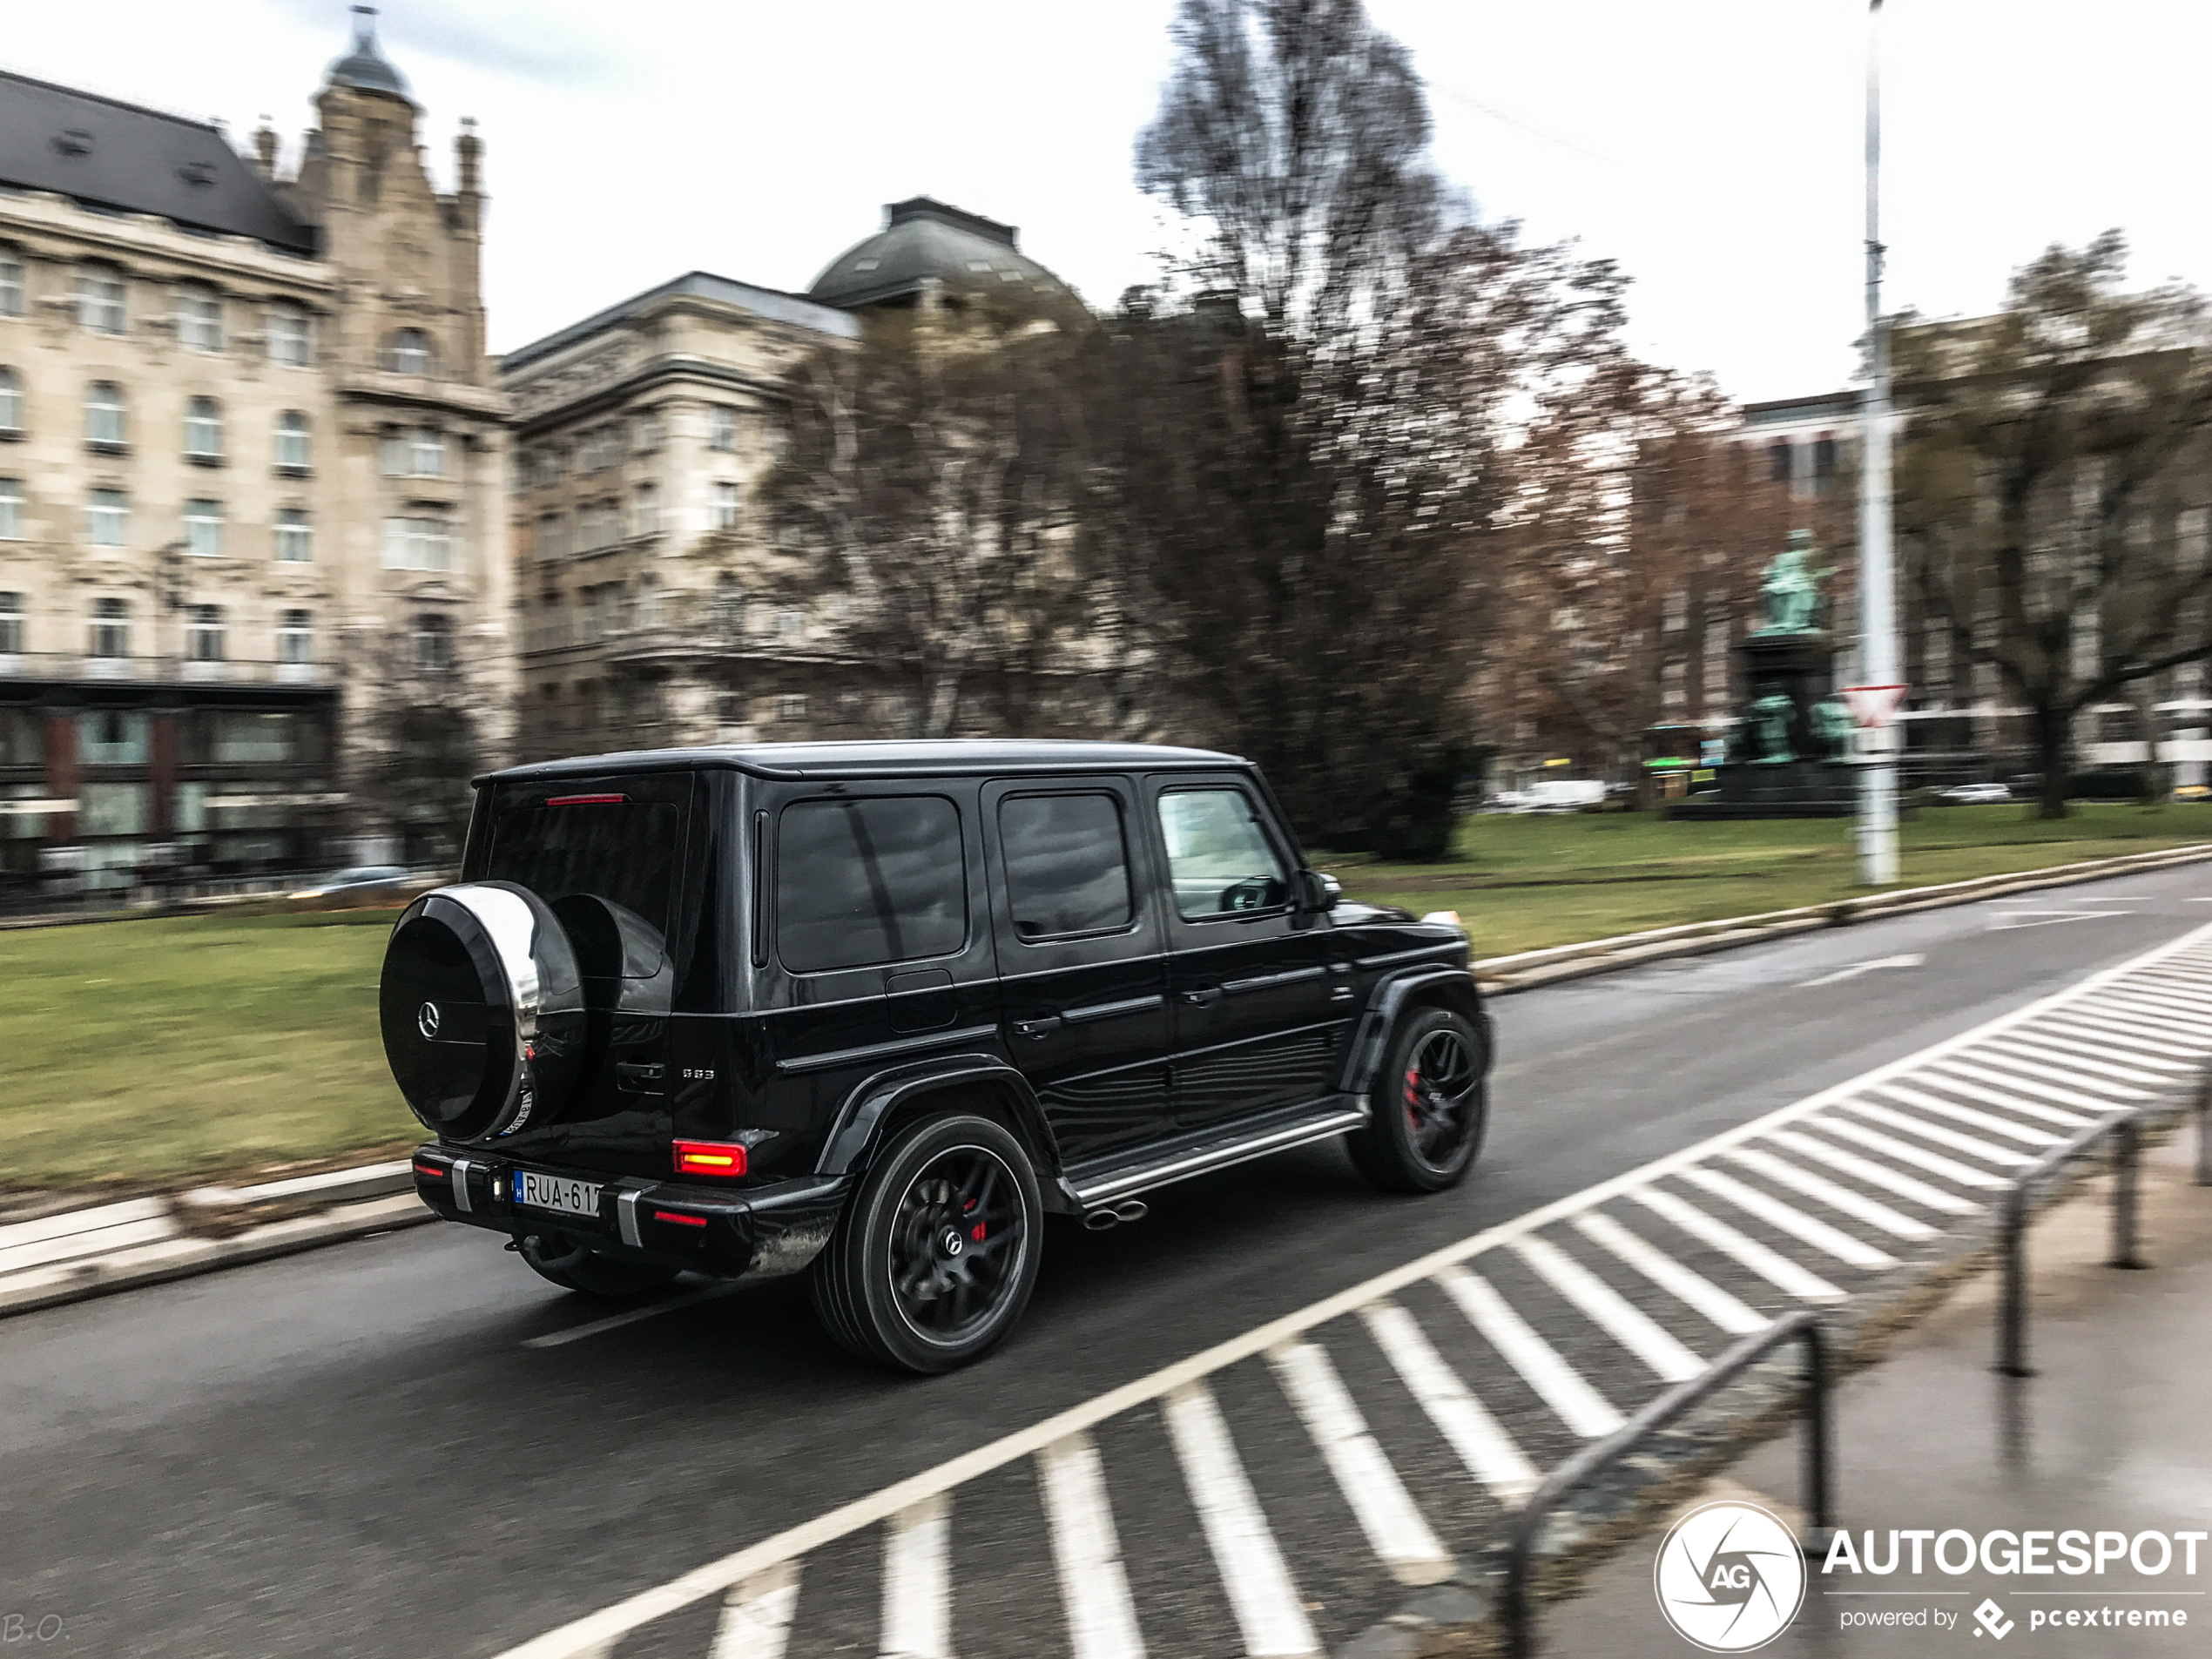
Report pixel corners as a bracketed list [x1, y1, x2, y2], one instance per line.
[1082, 1199, 1150, 1231]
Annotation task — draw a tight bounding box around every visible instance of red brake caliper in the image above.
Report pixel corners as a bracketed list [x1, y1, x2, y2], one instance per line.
[1405, 1065, 1422, 1132]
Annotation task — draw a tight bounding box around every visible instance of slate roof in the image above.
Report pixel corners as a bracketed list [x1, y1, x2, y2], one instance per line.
[806, 196, 1085, 320]
[500, 270, 860, 373]
[0, 67, 316, 256]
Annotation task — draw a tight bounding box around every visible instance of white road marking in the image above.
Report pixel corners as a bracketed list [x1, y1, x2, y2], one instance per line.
[1794, 1116, 2007, 1190]
[1952, 1049, 2150, 1103]
[2082, 990, 2212, 1029]
[1509, 1235, 1706, 1381]
[521, 1282, 742, 1349]
[1968, 1043, 2162, 1096]
[880, 1495, 952, 1659]
[1869, 1082, 2067, 1147]
[1036, 1433, 1148, 1659]
[1985, 1031, 2188, 1080]
[1764, 1130, 1979, 1214]
[1625, 1187, 1846, 1302]
[1266, 1341, 1452, 1585]
[1916, 1065, 2101, 1127]
[712, 1563, 801, 1659]
[1720, 1148, 1940, 1238]
[1834, 1096, 2033, 1166]
[2109, 977, 2212, 1011]
[2037, 1013, 2209, 1060]
[1988, 908, 2117, 930]
[1570, 1211, 1770, 1335]
[1163, 1384, 1320, 1658]
[1797, 953, 1923, 989]
[2047, 1006, 2212, 1050]
[1677, 1167, 1899, 1268]
[1437, 1267, 1623, 1437]
[1359, 1300, 1539, 1502]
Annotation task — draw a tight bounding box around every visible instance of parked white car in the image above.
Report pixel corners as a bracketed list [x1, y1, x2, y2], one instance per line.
[1936, 783, 2012, 805]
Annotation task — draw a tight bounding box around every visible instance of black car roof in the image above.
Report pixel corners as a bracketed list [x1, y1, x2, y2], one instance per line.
[479, 738, 1247, 786]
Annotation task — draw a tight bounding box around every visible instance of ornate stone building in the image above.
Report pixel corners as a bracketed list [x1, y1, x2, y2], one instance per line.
[0, 10, 509, 897]
[501, 198, 1083, 758]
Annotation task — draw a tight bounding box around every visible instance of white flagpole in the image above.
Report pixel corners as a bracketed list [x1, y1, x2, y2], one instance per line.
[1857, 0, 1901, 885]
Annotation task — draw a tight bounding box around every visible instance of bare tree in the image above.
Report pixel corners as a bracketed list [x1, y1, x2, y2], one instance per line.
[1896, 233, 2212, 816]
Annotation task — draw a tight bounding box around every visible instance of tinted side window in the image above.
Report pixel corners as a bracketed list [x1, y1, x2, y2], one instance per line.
[1000, 792, 1134, 940]
[777, 796, 967, 972]
[1157, 788, 1289, 919]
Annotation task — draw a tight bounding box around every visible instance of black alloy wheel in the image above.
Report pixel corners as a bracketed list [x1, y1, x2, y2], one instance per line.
[812, 1110, 1042, 1373]
[1347, 1007, 1489, 1194]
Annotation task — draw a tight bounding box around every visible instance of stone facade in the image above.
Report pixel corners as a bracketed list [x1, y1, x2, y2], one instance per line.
[0, 15, 509, 897]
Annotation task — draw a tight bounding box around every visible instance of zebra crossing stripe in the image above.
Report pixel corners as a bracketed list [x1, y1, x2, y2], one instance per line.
[1963, 1047, 2156, 1098]
[1162, 1384, 1321, 1658]
[1508, 1235, 1705, 1382]
[1625, 1188, 1846, 1302]
[1266, 1341, 1453, 1586]
[1763, 1129, 1980, 1214]
[1869, 1082, 2067, 1147]
[1984, 1032, 2186, 1080]
[2044, 1008, 2212, 1052]
[2087, 990, 2212, 1026]
[712, 1563, 800, 1659]
[2036, 1014, 2207, 1061]
[1676, 1167, 1898, 1268]
[1801, 1115, 2008, 1188]
[880, 1496, 952, 1659]
[1719, 1148, 1940, 1239]
[1036, 1433, 1148, 1659]
[1437, 1267, 1624, 1437]
[1570, 1211, 1770, 1335]
[1920, 1063, 2109, 1123]
[1834, 1096, 2033, 1167]
[1359, 1301, 1539, 1502]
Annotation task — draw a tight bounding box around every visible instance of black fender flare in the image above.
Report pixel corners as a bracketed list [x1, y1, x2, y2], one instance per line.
[817, 1054, 1062, 1185]
[1337, 966, 1492, 1105]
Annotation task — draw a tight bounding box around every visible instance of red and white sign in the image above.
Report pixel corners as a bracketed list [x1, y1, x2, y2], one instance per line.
[1839, 684, 1910, 729]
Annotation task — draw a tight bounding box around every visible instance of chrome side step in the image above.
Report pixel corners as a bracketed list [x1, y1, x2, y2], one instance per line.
[1068, 1102, 1367, 1208]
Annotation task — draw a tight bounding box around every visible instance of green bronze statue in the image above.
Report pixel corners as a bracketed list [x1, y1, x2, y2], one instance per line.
[1811, 697, 1855, 758]
[1749, 694, 1797, 764]
[1752, 529, 1833, 637]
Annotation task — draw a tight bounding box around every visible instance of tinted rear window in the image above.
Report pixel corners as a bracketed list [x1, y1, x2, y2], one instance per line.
[777, 796, 967, 973]
[483, 780, 685, 967]
[999, 793, 1133, 940]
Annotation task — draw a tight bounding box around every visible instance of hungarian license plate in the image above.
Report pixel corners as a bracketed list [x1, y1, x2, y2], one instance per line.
[516, 1170, 601, 1219]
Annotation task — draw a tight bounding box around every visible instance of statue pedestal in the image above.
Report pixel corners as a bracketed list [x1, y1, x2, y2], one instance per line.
[1669, 633, 1858, 819]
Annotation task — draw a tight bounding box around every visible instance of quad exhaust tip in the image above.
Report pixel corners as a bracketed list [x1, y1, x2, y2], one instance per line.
[1082, 1199, 1149, 1231]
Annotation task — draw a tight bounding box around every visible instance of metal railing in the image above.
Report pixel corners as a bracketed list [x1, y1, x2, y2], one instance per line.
[0, 651, 331, 686]
[1994, 1105, 2148, 1378]
[1502, 1310, 1832, 1659]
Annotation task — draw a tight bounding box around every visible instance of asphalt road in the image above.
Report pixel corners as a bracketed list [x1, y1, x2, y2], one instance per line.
[3, 865, 2209, 1659]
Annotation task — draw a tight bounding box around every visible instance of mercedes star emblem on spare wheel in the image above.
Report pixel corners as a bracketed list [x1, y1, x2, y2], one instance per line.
[417, 1001, 442, 1040]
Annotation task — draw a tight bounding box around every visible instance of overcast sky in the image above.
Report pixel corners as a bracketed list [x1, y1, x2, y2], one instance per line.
[6, 1, 2206, 403]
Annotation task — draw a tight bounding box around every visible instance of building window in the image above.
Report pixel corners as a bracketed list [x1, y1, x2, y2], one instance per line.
[1766, 440, 1792, 485]
[184, 498, 224, 556]
[0, 367, 19, 432]
[775, 607, 805, 638]
[79, 709, 149, 767]
[274, 507, 312, 563]
[777, 693, 806, 722]
[413, 613, 454, 671]
[536, 447, 566, 485]
[381, 426, 444, 477]
[631, 482, 658, 538]
[382, 513, 453, 571]
[0, 252, 21, 318]
[536, 511, 567, 561]
[712, 481, 739, 530]
[1812, 435, 1838, 494]
[278, 608, 311, 664]
[174, 285, 223, 352]
[386, 328, 434, 375]
[84, 381, 125, 448]
[0, 478, 18, 542]
[185, 604, 225, 661]
[0, 592, 20, 656]
[633, 413, 663, 453]
[184, 395, 223, 459]
[708, 405, 738, 451]
[77, 266, 125, 334]
[266, 302, 311, 367]
[578, 500, 619, 550]
[274, 410, 310, 470]
[86, 488, 126, 548]
[89, 597, 129, 658]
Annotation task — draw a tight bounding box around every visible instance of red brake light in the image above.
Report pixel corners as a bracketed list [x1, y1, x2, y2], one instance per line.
[652, 1210, 709, 1227]
[674, 1139, 746, 1178]
[547, 793, 625, 806]
[411, 1160, 443, 1178]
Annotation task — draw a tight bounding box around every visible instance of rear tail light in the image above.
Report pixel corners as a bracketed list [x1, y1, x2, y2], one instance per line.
[412, 1160, 444, 1178]
[652, 1210, 708, 1227]
[546, 792, 626, 806]
[674, 1139, 747, 1178]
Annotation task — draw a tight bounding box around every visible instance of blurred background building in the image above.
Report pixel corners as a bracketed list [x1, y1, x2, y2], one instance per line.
[0, 8, 509, 900]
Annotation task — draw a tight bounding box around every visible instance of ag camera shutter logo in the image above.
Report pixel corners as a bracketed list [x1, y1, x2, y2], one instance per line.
[1654, 1500, 1807, 1651]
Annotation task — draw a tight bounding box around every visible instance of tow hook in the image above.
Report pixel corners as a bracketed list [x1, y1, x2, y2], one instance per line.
[1082, 1199, 1150, 1231]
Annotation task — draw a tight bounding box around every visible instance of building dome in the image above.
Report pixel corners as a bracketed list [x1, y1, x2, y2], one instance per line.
[326, 6, 414, 104]
[807, 197, 1087, 325]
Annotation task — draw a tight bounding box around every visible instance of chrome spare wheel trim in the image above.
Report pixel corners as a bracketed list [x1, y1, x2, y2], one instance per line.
[428, 883, 547, 1128]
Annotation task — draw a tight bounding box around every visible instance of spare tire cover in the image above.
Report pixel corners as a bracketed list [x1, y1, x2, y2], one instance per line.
[380, 881, 585, 1143]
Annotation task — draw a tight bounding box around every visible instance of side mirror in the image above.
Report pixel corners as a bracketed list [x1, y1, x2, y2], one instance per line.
[1295, 869, 1340, 913]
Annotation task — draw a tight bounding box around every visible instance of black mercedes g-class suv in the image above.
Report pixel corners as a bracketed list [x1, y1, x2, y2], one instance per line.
[382, 740, 1489, 1372]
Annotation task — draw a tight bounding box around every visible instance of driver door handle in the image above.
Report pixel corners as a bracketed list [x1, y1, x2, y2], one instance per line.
[1178, 986, 1222, 1008]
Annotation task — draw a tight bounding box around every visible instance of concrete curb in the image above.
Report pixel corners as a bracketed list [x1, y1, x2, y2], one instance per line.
[1471, 840, 2212, 994]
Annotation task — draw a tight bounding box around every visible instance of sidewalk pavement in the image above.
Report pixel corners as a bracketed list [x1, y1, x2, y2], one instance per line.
[1539, 1134, 2212, 1657]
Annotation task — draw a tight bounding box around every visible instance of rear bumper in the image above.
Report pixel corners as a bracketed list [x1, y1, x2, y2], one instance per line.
[411, 1144, 848, 1283]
